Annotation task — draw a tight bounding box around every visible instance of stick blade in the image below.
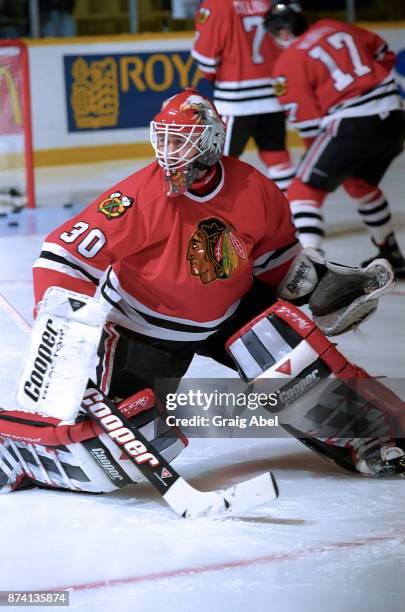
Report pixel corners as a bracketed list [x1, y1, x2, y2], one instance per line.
[221, 471, 279, 516]
[164, 472, 278, 519]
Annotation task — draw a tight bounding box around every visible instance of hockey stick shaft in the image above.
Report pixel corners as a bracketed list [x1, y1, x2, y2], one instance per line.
[0, 292, 32, 334]
[0, 290, 278, 517]
[82, 383, 181, 495]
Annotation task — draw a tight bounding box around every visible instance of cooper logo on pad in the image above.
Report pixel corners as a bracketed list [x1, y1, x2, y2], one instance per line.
[16, 287, 109, 422]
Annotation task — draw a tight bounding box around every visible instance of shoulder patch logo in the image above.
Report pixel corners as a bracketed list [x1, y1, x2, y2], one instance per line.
[98, 191, 133, 219]
[273, 76, 288, 97]
[187, 217, 247, 285]
[197, 7, 211, 24]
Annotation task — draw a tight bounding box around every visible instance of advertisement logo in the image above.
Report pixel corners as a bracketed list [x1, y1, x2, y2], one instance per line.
[64, 51, 213, 132]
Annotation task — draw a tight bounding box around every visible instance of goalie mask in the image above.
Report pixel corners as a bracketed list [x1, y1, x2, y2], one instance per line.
[150, 88, 226, 197]
[264, 1, 308, 47]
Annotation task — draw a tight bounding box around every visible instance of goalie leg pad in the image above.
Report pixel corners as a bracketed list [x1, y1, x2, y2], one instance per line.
[226, 300, 405, 476]
[0, 388, 187, 494]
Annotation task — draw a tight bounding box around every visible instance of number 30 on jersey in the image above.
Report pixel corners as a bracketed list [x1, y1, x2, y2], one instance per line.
[60, 221, 106, 259]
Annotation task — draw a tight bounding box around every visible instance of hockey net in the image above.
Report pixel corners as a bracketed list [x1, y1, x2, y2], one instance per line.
[0, 40, 35, 209]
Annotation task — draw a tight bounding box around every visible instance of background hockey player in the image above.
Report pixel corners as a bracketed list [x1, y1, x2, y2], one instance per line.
[1, 88, 403, 497]
[264, 1, 405, 276]
[191, 0, 295, 192]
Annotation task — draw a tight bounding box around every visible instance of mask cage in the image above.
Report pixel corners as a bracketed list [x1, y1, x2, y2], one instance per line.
[150, 122, 212, 173]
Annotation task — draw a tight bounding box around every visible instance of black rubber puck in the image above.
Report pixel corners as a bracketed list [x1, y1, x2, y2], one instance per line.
[8, 221, 19, 227]
[63, 202, 74, 208]
[0, 212, 7, 218]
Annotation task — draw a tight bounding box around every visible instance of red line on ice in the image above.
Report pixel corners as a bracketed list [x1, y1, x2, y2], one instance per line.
[49, 531, 404, 593]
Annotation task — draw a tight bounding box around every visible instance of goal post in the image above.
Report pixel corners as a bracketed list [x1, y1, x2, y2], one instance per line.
[0, 39, 35, 208]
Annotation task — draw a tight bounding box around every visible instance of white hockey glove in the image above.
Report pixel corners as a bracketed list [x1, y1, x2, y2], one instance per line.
[278, 248, 394, 335]
[16, 287, 109, 422]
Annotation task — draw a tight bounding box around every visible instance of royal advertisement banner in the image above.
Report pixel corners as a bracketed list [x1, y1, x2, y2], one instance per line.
[63, 50, 212, 132]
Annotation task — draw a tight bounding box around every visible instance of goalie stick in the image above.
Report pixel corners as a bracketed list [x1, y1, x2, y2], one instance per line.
[0, 291, 279, 518]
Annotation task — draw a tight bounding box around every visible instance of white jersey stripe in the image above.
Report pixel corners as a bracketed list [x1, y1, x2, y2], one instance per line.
[107, 269, 239, 329]
[213, 87, 275, 101]
[253, 242, 301, 276]
[104, 306, 226, 342]
[33, 258, 94, 283]
[215, 77, 274, 88]
[322, 77, 401, 126]
[191, 48, 219, 67]
[41, 242, 104, 279]
[99, 271, 242, 341]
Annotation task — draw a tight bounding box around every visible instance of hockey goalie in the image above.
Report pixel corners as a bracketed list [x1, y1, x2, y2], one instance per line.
[1, 89, 404, 502]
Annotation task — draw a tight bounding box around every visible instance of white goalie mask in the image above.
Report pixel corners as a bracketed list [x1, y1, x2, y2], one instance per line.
[150, 88, 226, 197]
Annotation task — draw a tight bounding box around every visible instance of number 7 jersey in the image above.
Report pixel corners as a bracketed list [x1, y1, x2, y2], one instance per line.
[192, 0, 283, 115]
[272, 19, 401, 140]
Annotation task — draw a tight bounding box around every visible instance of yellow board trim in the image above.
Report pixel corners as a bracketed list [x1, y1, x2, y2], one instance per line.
[24, 32, 195, 47]
[32, 131, 303, 167]
[357, 21, 405, 29]
[23, 22, 405, 46]
[34, 142, 154, 166]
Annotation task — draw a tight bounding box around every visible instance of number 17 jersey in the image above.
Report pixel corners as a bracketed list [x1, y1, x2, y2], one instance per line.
[272, 19, 401, 139]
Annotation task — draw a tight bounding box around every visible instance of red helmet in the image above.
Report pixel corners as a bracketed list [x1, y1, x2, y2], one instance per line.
[150, 88, 226, 197]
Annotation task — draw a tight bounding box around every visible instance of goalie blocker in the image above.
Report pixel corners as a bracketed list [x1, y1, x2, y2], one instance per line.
[226, 300, 405, 477]
[0, 388, 187, 494]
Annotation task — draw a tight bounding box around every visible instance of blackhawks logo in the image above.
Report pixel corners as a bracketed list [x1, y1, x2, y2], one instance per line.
[197, 7, 211, 25]
[187, 218, 247, 285]
[98, 191, 133, 219]
[273, 76, 288, 97]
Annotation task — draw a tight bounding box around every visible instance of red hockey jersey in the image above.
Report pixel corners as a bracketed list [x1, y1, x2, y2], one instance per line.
[33, 157, 299, 342]
[192, 0, 283, 115]
[272, 19, 401, 140]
